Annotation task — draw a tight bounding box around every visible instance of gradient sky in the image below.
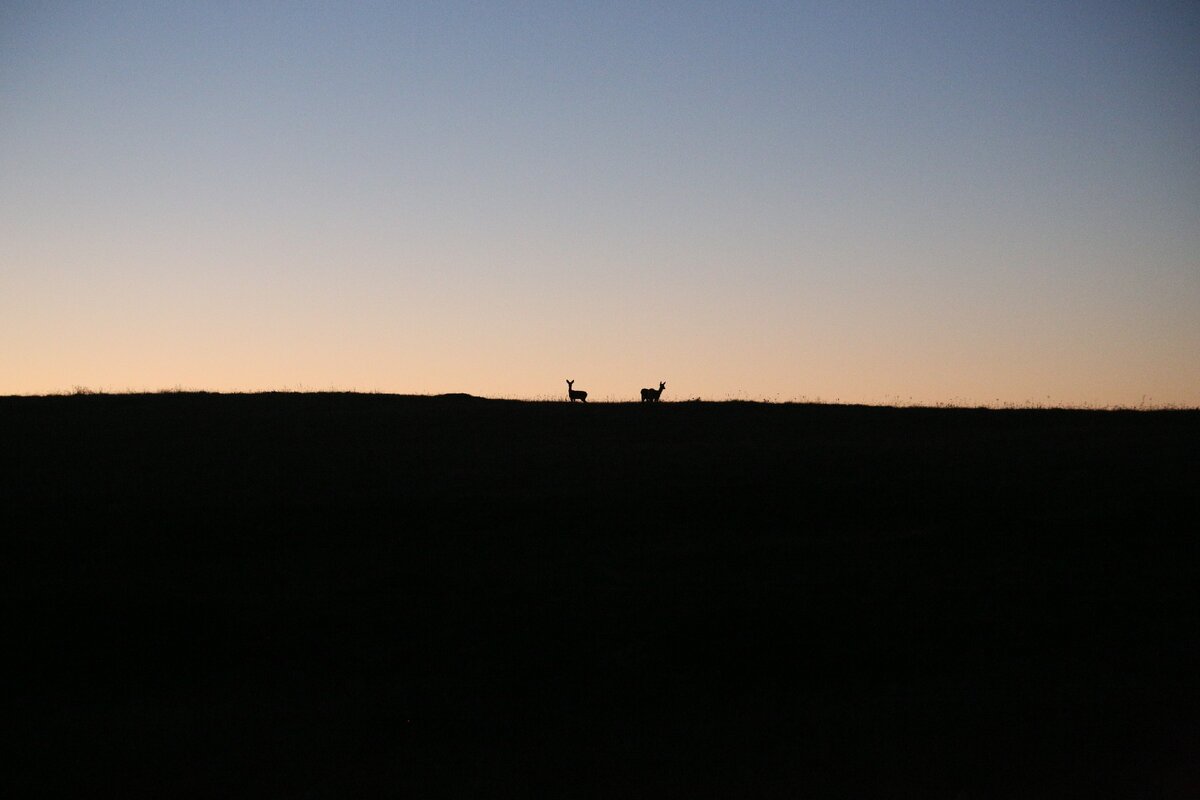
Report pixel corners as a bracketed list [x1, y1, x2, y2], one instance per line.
[3, 2, 1198, 404]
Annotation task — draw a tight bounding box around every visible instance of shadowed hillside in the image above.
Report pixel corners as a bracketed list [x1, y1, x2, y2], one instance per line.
[8, 393, 1200, 797]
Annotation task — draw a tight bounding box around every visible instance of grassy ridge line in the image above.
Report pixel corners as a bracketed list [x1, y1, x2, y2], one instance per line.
[8, 392, 1196, 533]
[7, 393, 1200, 797]
[9, 387, 1197, 410]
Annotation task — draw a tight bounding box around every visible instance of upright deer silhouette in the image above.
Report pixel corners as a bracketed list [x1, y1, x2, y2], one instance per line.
[640, 381, 666, 403]
[566, 379, 588, 403]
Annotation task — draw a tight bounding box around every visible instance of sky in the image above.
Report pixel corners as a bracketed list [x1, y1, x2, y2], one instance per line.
[2, 2, 1198, 405]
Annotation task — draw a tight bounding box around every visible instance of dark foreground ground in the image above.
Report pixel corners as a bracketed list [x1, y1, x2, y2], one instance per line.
[7, 393, 1200, 797]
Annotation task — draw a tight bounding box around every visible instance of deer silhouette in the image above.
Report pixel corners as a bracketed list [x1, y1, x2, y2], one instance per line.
[640, 381, 666, 403]
[566, 379, 588, 403]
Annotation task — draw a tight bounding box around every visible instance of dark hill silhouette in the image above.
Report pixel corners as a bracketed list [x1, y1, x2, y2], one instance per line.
[7, 393, 1199, 798]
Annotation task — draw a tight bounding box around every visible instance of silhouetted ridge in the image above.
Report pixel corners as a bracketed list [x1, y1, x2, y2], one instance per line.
[7, 393, 1198, 798]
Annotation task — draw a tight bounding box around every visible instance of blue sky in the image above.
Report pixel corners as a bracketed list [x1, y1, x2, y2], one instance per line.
[3, 2, 1198, 403]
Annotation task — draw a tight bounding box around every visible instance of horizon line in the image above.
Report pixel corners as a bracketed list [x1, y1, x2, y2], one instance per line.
[4, 386, 1196, 412]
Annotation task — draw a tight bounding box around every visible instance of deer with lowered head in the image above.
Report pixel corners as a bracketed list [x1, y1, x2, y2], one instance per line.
[640, 381, 666, 403]
[566, 379, 588, 402]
